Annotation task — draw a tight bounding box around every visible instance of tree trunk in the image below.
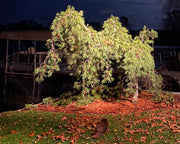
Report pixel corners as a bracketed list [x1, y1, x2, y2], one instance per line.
[132, 78, 138, 103]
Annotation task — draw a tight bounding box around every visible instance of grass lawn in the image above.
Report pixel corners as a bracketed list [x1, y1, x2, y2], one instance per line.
[0, 109, 179, 144]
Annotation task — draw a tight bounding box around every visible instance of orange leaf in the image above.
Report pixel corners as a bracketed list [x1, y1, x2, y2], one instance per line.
[71, 134, 79, 143]
[55, 135, 65, 142]
[41, 132, 46, 136]
[50, 133, 66, 142]
[123, 128, 134, 134]
[172, 129, 180, 133]
[134, 139, 139, 143]
[14, 121, 19, 125]
[28, 131, 35, 137]
[20, 140, 23, 144]
[77, 128, 86, 134]
[10, 130, 18, 134]
[61, 116, 67, 121]
[157, 129, 163, 133]
[46, 128, 55, 135]
[85, 137, 91, 140]
[36, 135, 42, 141]
[87, 125, 92, 129]
[140, 136, 146, 143]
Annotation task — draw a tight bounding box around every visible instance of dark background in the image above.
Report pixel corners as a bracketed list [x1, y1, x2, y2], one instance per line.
[0, 0, 180, 46]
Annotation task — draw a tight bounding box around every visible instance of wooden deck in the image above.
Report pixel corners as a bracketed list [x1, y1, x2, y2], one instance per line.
[0, 51, 73, 75]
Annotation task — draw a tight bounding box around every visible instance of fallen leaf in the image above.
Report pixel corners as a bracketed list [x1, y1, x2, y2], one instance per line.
[46, 128, 55, 135]
[157, 129, 163, 133]
[28, 131, 35, 137]
[36, 135, 42, 141]
[50, 133, 66, 142]
[140, 136, 146, 143]
[14, 121, 19, 125]
[20, 140, 23, 144]
[134, 139, 139, 143]
[85, 137, 91, 140]
[172, 129, 180, 133]
[123, 128, 134, 134]
[10, 130, 18, 134]
[114, 129, 117, 132]
[41, 132, 46, 136]
[61, 116, 67, 121]
[70, 134, 79, 144]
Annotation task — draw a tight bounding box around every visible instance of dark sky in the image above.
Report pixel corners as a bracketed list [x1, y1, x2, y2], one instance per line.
[0, 0, 166, 30]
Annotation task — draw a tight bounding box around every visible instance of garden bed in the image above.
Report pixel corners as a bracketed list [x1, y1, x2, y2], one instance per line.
[30, 91, 180, 115]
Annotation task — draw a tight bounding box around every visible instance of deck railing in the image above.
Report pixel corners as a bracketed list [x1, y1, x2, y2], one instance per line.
[153, 50, 177, 66]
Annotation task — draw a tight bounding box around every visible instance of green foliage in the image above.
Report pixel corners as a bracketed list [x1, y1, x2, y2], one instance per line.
[34, 5, 163, 101]
[152, 91, 175, 105]
[100, 85, 125, 100]
[25, 104, 37, 109]
[42, 97, 54, 104]
[56, 91, 80, 106]
[57, 91, 97, 106]
[76, 96, 96, 106]
[34, 50, 61, 83]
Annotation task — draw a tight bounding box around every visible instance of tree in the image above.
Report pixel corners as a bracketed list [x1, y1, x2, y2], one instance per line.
[162, 0, 180, 30]
[7, 19, 45, 30]
[34, 6, 162, 103]
[120, 16, 131, 30]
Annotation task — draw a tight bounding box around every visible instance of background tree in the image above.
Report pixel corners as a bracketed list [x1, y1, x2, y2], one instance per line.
[162, 0, 180, 30]
[120, 16, 131, 30]
[34, 6, 162, 103]
[7, 19, 45, 30]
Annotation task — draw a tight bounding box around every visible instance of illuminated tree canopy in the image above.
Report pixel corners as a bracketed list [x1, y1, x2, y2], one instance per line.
[34, 6, 162, 103]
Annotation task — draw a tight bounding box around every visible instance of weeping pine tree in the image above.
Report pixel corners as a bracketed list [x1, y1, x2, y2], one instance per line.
[34, 6, 163, 103]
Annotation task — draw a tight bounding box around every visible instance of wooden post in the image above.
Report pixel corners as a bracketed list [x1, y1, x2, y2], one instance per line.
[170, 51, 172, 57]
[32, 79, 36, 102]
[17, 40, 20, 62]
[3, 74, 7, 104]
[178, 52, 180, 61]
[33, 41, 37, 102]
[39, 53, 41, 64]
[159, 53, 162, 64]
[34, 41, 36, 71]
[4, 39, 9, 74]
[174, 51, 176, 57]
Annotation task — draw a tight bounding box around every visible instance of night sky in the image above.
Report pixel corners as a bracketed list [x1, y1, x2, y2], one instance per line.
[0, 0, 166, 30]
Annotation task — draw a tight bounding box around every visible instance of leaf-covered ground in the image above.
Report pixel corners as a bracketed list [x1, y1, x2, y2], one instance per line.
[32, 91, 180, 115]
[0, 91, 179, 143]
[0, 110, 179, 143]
